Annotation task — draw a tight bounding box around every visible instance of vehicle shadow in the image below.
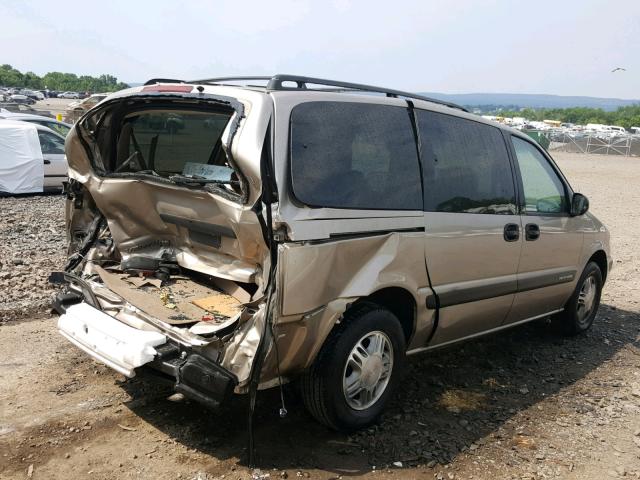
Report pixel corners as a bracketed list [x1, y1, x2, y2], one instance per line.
[121, 303, 639, 476]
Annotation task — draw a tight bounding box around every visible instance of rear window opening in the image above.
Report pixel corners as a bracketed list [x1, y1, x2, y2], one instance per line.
[116, 109, 230, 174]
[82, 99, 245, 198]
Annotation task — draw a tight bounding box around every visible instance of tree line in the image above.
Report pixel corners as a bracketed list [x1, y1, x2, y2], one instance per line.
[491, 105, 640, 130]
[0, 64, 129, 93]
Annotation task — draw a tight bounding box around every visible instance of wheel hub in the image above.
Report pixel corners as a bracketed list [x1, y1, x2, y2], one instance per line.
[342, 331, 393, 411]
[360, 355, 383, 390]
[577, 275, 597, 323]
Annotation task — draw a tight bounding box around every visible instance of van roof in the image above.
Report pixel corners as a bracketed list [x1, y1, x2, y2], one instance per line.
[109, 75, 526, 137]
[142, 74, 469, 113]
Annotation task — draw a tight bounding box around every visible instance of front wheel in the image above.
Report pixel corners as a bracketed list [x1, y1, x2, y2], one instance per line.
[553, 261, 603, 335]
[301, 303, 406, 431]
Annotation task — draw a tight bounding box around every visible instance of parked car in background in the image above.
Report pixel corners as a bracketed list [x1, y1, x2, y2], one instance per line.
[0, 111, 72, 136]
[0, 117, 68, 193]
[0, 119, 68, 192]
[9, 94, 36, 105]
[59, 91, 80, 99]
[0, 120, 44, 194]
[54, 75, 610, 431]
[32, 123, 68, 190]
[21, 89, 45, 100]
[0, 104, 54, 118]
[63, 93, 107, 122]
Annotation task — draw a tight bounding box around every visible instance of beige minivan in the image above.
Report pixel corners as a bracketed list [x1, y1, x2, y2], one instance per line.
[53, 75, 611, 431]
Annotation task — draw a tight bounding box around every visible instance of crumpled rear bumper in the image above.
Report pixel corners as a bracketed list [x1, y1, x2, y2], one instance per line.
[56, 299, 238, 409]
[58, 302, 166, 377]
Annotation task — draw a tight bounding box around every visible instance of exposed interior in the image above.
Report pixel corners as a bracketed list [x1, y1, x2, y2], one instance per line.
[62, 94, 268, 356]
[63, 187, 261, 344]
[82, 96, 245, 199]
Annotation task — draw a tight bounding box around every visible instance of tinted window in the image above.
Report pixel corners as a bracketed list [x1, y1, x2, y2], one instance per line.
[290, 102, 422, 210]
[417, 110, 516, 214]
[38, 131, 65, 154]
[512, 136, 567, 214]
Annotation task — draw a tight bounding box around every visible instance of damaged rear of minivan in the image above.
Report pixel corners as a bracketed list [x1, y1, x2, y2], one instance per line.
[53, 85, 276, 410]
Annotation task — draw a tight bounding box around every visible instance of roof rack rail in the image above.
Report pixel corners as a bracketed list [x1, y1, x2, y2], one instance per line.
[143, 78, 185, 86]
[187, 74, 468, 112]
[188, 76, 273, 84]
[266, 75, 468, 112]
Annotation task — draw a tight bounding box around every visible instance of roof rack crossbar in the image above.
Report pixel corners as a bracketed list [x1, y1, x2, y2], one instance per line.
[267, 75, 467, 112]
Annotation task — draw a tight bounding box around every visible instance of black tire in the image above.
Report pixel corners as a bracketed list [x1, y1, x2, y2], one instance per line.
[301, 303, 406, 431]
[553, 261, 603, 336]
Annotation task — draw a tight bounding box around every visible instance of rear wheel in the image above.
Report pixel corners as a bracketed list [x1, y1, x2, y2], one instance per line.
[553, 261, 603, 335]
[301, 303, 406, 431]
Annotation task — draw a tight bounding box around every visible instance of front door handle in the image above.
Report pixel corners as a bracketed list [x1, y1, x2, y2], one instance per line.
[43, 159, 51, 164]
[504, 223, 520, 242]
[525, 223, 540, 241]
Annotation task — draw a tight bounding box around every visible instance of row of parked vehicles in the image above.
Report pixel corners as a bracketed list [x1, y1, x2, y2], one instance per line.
[0, 109, 71, 194]
[0, 87, 89, 101]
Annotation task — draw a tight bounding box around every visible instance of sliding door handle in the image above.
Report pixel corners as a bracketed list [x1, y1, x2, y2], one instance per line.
[503, 223, 520, 242]
[525, 223, 540, 241]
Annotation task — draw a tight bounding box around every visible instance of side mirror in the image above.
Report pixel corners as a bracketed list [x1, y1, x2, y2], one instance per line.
[570, 193, 589, 216]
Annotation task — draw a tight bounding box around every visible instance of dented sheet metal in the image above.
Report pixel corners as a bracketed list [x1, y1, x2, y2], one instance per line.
[221, 304, 267, 388]
[280, 233, 427, 316]
[64, 89, 269, 287]
[268, 232, 436, 370]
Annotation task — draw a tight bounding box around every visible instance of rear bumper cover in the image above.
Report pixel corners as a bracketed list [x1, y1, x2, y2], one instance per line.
[55, 293, 238, 409]
[58, 302, 167, 377]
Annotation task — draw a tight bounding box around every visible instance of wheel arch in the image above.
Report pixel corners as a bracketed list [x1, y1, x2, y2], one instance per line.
[588, 250, 608, 283]
[353, 286, 416, 346]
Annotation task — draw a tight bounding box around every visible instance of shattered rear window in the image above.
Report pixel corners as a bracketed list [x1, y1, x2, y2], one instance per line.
[114, 109, 233, 178]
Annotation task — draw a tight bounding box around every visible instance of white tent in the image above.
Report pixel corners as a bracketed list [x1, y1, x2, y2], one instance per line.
[0, 120, 44, 194]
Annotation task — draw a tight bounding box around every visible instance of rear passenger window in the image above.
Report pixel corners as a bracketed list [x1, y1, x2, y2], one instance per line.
[416, 110, 516, 214]
[290, 102, 422, 210]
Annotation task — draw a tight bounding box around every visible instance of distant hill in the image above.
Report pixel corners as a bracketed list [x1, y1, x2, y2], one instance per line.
[419, 92, 640, 111]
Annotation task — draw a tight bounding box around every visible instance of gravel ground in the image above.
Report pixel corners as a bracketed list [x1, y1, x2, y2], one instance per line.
[1, 152, 639, 480]
[0, 194, 66, 322]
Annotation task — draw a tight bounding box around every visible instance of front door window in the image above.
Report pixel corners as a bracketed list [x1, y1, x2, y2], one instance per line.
[512, 136, 567, 214]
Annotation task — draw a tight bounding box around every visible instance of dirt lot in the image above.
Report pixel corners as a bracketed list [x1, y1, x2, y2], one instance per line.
[33, 98, 75, 117]
[1, 152, 639, 480]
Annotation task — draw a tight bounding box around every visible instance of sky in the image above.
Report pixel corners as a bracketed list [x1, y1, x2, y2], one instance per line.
[1, 0, 639, 99]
